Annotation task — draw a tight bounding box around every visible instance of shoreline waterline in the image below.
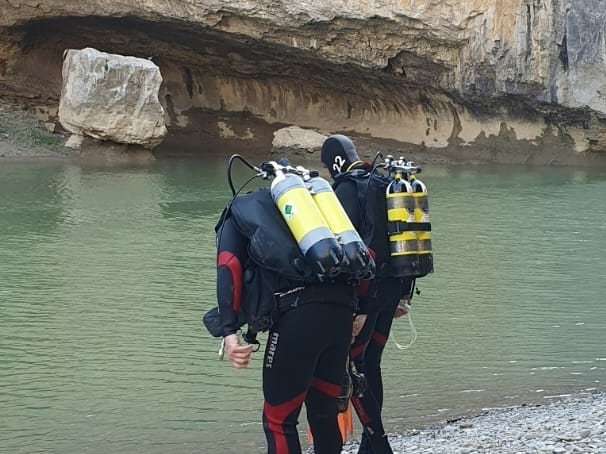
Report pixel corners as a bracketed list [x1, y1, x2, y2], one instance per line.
[335, 392, 606, 453]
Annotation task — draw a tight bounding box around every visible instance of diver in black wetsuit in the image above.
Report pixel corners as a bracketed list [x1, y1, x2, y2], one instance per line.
[214, 159, 374, 454]
[321, 135, 415, 454]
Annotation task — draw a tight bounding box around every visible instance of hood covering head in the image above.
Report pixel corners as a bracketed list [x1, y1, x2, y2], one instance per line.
[320, 134, 360, 178]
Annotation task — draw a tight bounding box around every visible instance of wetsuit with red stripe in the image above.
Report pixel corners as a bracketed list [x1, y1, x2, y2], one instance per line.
[216, 189, 358, 454]
[262, 296, 353, 454]
[334, 168, 414, 454]
[350, 278, 413, 454]
[216, 215, 246, 338]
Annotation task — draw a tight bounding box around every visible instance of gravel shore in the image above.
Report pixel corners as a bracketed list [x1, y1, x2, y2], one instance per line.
[340, 392, 606, 453]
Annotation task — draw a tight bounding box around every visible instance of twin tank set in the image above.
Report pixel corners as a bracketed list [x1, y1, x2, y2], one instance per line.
[262, 160, 372, 281]
[383, 155, 433, 278]
[262, 155, 433, 281]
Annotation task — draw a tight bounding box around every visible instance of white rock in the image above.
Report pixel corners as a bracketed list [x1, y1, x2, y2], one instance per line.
[58, 47, 166, 149]
[272, 126, 326, 153]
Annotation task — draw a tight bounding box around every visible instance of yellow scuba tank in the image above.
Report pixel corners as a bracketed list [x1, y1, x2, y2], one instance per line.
[409, 176, 433, 276]
[385, 169, 420, 277]
[306, 174, 375, 280]
[269, 166, 343, 278]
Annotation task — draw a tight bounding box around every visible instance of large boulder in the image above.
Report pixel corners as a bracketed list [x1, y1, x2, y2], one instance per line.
[58, 48, 166, 148]
[272, 126, 326, 155]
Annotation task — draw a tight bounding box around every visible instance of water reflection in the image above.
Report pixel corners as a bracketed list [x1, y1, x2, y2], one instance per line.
[0, 163, 68, 236]
[1, 159, 605, 454]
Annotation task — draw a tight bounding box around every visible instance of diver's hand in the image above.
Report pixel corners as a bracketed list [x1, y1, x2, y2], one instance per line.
[351, 314, 367, 343]
[224, 334, 254, 369]
[394, 298, 410, 319]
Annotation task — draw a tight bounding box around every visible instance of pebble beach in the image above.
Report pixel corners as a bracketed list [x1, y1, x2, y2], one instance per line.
[340, 392, 606, 454]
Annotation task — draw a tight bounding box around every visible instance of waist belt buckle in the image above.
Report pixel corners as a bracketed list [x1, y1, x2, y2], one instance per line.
[275, 286, 305, 298]
[275, 286, 305, 310]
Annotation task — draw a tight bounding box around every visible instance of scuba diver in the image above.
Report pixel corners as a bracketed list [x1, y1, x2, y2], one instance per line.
[208, 155, 375, 454]
[320, 134, 433, 454]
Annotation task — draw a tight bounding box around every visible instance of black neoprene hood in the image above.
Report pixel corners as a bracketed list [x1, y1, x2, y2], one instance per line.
[320, 134, 360, 178]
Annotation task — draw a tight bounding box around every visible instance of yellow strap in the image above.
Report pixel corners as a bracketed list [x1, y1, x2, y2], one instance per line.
[346, 161, 363, 172]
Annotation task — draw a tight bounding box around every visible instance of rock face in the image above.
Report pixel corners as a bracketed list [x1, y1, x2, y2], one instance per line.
[1, 1, 606, 163]
[58, 48, 166, 148]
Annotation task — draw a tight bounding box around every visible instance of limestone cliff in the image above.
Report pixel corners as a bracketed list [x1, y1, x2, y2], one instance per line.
[1, 0, 605, 164]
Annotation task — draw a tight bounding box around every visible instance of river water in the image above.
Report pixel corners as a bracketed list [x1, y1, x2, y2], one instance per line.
[1, 157, 605, 454]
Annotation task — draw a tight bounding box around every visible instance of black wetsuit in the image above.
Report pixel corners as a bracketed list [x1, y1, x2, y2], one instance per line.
[216, 188, 359, 454]
[334, 168, 413, 454]
[350, 278, 412, 454]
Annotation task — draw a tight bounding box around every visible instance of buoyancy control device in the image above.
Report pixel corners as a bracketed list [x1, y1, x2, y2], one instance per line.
[204, 155, 374, 352]
[225, 155, 373, 282]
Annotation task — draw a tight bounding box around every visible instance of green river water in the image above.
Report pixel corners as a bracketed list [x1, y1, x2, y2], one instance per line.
[1, 157, 605, 453]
